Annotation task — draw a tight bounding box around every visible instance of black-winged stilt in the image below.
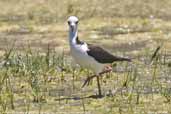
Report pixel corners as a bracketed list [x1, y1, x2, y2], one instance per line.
[67, 16, 131, 97]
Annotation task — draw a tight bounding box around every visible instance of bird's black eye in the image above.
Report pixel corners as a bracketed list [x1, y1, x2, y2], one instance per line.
[68, 21, 70, 25]
[75, 21, 78, 24]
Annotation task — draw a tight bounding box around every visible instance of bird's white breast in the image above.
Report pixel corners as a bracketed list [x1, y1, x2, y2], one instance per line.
[70, 43, 105, 74]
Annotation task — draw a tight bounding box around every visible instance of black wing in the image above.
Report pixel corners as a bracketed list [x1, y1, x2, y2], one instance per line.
[87, 44, 131, 63]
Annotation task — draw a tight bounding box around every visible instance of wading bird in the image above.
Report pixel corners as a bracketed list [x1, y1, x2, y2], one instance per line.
[67, 16, 131, 97]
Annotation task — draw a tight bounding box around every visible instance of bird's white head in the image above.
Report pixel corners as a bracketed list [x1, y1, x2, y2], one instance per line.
[67, 16, 79, 44]
[67, 16, 79, 33]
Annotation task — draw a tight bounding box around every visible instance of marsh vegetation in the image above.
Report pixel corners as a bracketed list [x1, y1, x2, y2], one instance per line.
[0, 0, 171, 114]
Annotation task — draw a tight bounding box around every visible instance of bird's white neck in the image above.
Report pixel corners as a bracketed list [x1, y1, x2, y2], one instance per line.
[69, 29, 78, 45]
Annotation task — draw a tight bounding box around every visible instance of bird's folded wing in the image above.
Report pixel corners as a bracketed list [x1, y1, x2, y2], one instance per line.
[87, 44, 131, 63]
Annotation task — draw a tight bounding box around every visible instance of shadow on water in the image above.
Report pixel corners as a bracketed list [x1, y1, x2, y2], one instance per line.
[54, 94, 105, 101]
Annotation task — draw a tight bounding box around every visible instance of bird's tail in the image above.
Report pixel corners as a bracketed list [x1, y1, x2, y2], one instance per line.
[115, 57, 131, 62]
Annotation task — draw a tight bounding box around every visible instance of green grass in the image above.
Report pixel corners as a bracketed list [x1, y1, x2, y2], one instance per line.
[0, 41, 170, 114]
[0, 0, 171, 113]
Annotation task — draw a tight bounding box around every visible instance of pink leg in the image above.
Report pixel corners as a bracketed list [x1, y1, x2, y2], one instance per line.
[82, 68, 112, 88]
